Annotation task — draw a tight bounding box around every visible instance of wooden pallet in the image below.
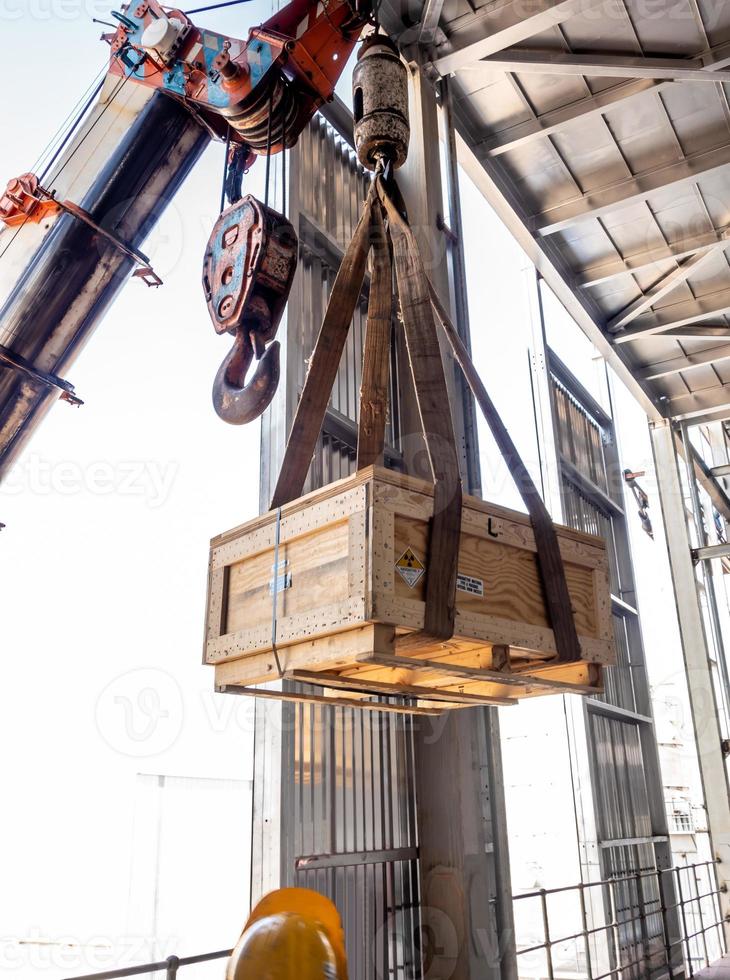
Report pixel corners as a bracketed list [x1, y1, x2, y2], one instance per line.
[204, 467, 615, 713]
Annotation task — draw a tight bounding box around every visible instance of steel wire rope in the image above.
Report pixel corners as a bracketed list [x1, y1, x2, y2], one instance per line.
[263, 81, 274, 209]
[0, 65, 132, 266]
[220, 124, 232, 213]
[31, 61, 109, 178]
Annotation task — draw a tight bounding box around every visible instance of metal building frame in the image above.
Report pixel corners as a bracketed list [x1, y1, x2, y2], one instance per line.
[523, 268, 684, 973]
[651, 419, 730, 935]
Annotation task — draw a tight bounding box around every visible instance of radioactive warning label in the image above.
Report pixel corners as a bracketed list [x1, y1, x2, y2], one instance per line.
[457, 573, 484, 597]
[395, 548, 425, 588]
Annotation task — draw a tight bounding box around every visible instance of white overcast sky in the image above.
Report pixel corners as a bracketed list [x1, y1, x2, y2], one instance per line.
[0, 2, 277, 973]
[0, 3, 706, 976]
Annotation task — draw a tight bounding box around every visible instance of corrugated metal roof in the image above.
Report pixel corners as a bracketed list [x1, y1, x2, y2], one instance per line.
[391, 0, 730, 423]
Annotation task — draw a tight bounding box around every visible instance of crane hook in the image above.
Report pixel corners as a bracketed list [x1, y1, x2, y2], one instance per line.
[212, 328, 281, 425]
[203, 194, 297, 426]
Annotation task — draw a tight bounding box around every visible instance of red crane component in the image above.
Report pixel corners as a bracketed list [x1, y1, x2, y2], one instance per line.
[0, 0, 374, 449]
[0, 174, 60, 227]
[104, 0, 372, 152]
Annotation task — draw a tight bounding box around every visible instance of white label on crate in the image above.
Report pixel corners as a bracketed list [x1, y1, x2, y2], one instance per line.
[395, 548, 425, 588]
[457, 573, 484, 597]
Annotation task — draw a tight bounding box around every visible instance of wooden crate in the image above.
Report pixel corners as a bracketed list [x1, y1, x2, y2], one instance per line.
[204, 466, 615, 712]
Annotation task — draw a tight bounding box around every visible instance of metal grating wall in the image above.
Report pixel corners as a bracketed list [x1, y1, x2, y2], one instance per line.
[280, 692, 421, 978]
[266, 116, 420, 979]
[260, 116, 402, 504]
[549, 349, 680, 977]
[307, 118, 399, 483]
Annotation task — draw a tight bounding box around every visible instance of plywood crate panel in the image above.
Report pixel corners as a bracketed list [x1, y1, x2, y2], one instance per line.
[204, 467, 615, 709]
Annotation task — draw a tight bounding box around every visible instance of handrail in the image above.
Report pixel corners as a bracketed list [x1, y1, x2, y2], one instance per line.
[65, 860, 727, 980]
[65, 948, 232, 980]
[512, 859, 726, 980]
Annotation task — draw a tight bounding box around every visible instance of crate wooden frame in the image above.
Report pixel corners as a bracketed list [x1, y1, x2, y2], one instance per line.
[204, 466, 615, 713]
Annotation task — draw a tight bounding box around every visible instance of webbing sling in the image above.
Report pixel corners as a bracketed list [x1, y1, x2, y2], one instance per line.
[270, 172, 581, 663]
[428, 284, 582, 663]
[271, 181, 378, 510]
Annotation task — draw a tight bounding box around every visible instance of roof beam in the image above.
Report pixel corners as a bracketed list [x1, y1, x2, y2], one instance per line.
[468, 49, 730, 83]
[663, 384, 730, 421]
[662, 326, 730, 339]
[475, 40, 730, 157]
[578, 227, 730, 288]
[480, 78, 663, 156]
[638, 344, 730, 381]
[418, 0, 446, 45]
[607, 250, 716, 332]
[612, 288, 730, 344]
[674, 406, 730, 426]
[432, 0, 605, 76]
[453, 126, 664, 420]
[534, 141, 730, 236]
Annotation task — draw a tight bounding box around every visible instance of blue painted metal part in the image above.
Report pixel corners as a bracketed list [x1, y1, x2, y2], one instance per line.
[113, 10, 275, 109]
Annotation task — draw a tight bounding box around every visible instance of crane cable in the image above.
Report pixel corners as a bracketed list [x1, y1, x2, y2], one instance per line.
[33, 62, 110, 180]
[0, 65, 131, 265]
[220, 125, 232, 214]
[263, 83, 274, 210]
[38, 75, 107, 184]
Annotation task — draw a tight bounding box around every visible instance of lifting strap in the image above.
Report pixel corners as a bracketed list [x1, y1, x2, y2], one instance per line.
[356, 198, 391, 471]
[427, 285, 582, 664]
[376, 175, 461, 644]
[270, 170, 582, 663]
[270, 182, 377, 510]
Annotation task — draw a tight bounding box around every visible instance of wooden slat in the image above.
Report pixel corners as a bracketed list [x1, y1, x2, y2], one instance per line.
[428, 284, 582, 664]
[378, 177, 462, 643]
[271, 184, 376, 508]
[357, 201, 392, 470]
[357, 653, 602, 694]
[216, 684, 447, 715]
[287, 669, 518, 706]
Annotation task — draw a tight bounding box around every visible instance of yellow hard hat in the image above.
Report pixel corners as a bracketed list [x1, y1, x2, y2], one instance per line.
[227, 888, 348, 980]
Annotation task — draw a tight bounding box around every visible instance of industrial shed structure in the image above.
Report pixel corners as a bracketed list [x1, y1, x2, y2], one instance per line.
[248, 1, 730, 975]
[4, 0, 730, 978]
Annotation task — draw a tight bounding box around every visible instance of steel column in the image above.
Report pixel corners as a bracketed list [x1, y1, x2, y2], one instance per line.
[396, 58, 517, 980]
[650, 419, 730, 944]
[439, 76, 481, 498]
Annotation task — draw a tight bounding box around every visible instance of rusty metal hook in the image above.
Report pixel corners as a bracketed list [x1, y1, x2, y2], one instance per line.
[212, 329, 281, 425]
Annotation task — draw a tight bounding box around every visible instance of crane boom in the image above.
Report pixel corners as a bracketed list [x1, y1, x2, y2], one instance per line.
[0, 0, 372, 485]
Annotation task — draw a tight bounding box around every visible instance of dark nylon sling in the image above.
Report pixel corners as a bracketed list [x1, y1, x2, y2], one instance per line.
[270, 174, 581, 663]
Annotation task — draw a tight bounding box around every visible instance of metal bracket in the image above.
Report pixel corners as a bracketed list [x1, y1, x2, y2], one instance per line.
[692, 543, 730, 563]
[436, 212, 459, 245]
[42, 190, 162, 286]
[0, 343, 83, 405]
[268, 559, 292, 595]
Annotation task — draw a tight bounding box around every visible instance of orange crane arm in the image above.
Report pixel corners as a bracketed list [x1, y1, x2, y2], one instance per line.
[104, 0, 371, 153]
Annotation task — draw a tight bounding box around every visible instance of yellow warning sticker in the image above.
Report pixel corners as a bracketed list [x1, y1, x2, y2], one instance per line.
[395, 548, 425, 588]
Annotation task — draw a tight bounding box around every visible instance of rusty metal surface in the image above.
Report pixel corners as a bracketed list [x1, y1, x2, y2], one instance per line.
[0, 92, 209, 480]
[353, 34, 410, 171]
[104, 0, 372, 152]
[204, 194, 297, 424]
